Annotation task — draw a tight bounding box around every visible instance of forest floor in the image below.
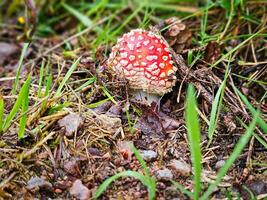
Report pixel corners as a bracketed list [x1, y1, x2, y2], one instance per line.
[0, 1, 266, 199]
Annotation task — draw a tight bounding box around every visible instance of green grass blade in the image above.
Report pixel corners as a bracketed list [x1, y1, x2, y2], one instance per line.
[12, 43, 29, 94]
[86, 98, 110, 109]
[211, 29, 263, 68]
[131, 144, 150, 177]
[185, 84, 202, 199]
[208, 70, 229, 146]
[0, 95, 4, 132]
[233, 86, 267, 133]
[62, 3, 92, 27]
[200, 111, 259, 200]
[18, 75, 31, 139]
[55, 57, 81, 97]
[237, 117, 267, 149]
[131, 144, 156, 200]
[3, 76, 31, 132]
[100, 86, 117, 105]
[94, 171, 149, 199]
[37, 60, 45, 98]
[75, 77, 96, 92]
[171, 180, 194, 199]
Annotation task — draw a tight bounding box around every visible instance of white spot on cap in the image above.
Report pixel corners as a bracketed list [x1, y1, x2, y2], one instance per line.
[162, 56, 168, 61]
[159, 72, 166, 78]
[149, 46, 154, 50]
[138, 55, 142, 58]
[120, 60, 128, 66]
[138, 35, 144, 40]
[129, 55, 135, 61]
[145, 72, 152, 78]
[159, 63, 165, 68]
[146, 55, 158, 61]
[141, 62, 147, 66]
[136, 42, 141, 48]
[152, 68, 160, 75]
[133, 62, 139, 66]
[125, 64, 133, 70]
[120, 52, 128, 58]
[156, 48, 162, 52]
[130, 37, 135, 41]
[147, 62, 158, 71]
[127, 43, 134, 50]
[155, 40, 159, 43]
[164, 47, 169, 52]
[144, 40, 150, 46]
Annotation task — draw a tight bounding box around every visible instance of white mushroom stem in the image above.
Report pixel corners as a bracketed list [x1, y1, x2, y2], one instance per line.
[130, 90, 161, 105]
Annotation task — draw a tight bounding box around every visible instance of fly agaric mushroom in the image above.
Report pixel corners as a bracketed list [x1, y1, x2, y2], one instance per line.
[107, 29, 177, 104]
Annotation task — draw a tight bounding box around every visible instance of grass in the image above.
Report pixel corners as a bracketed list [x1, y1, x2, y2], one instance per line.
[174, 85, 260, 200]
[12, 43, 29, 94]
[1, 75, 31, 139]
[95, 144, 156, 199]
[207, 64, 230, 146]
[185, 84, 202, 199]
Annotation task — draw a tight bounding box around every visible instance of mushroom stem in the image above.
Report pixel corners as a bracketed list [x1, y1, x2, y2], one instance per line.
[130, 90, 161, 105]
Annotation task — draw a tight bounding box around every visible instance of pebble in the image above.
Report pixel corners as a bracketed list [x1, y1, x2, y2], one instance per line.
[215, 160, 225, 170]
[155, 168, 173, 181]
[169, 159, 191, 176]
[139, 150, 158, 162]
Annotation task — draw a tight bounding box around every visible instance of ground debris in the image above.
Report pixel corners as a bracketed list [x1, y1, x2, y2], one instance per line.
[169, 159, 191, 176]
[155, 168, 173, 181]
[58, 113, 83, 137]
[69, 179, 91, 200]
[139, 150, 158, 162]
[26, 176, 53, 192]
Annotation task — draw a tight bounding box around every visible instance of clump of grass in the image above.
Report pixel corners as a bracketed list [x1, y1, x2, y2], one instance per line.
[95, 144, 156, 200]
[173, 84, 260, 199]
[0, 75, 31, 139]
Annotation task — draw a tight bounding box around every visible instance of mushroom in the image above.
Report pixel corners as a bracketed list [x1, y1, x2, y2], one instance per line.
[107, 29, 177, 104]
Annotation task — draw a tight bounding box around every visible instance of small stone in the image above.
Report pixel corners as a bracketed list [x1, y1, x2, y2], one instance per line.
[139, 150, 158, 162]
[169, 159, 191, 176]
[155, 168, 173, 181]
[69, 179, 90, 200]
[215, 160, 225, 170]
[26, 176, 52, 191]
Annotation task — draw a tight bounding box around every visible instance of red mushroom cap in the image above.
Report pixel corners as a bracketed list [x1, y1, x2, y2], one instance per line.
[107, 29, 177, 95]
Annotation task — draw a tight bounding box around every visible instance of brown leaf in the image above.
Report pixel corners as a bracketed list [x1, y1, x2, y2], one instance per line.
[58, 113, 83, 137]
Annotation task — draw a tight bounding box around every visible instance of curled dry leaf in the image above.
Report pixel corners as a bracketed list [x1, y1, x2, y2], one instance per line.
[58, 113, 83, 137]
